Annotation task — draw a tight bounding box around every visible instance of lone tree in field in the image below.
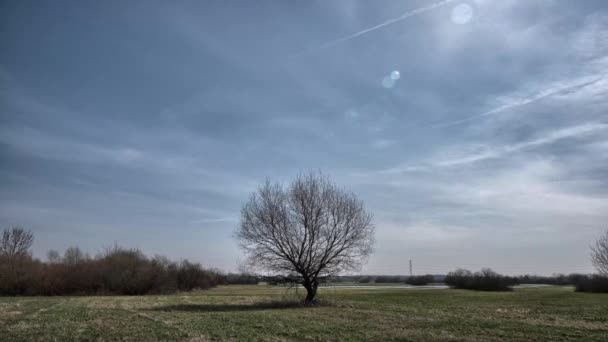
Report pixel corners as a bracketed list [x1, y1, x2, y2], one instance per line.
[237, 172, 374, 304]
[0, 226, 34, 258]
[591, 229, 608, 276]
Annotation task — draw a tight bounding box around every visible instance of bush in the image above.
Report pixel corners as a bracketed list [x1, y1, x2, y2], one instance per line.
[0, 255, 42, 295]
[374, 275, 404, 283]
[0, 245, 223, 296]
[513, 273, 586, 286]
[574, 275, 608, 293]
[176, 260, 222, 291]
[405, 274, 435, 286]
[99, 247, 163, 295]
[445, 268, 518, 291]
[224, 273, 259, 285]
[358, 276, 372, 283]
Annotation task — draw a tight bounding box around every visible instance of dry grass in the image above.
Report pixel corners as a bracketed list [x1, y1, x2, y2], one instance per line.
[0, 285, 607, 341]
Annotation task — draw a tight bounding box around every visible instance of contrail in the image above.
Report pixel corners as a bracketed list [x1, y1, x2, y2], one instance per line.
[377, 121, 608, 174]
[289, 0, 457, 58]
[431, 76, 606, 128]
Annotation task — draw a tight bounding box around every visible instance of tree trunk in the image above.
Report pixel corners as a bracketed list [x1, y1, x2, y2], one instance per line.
[303, 279, 318, 305]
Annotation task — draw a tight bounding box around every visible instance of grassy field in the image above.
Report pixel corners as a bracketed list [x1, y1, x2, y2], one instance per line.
[1, 285, 607, 341]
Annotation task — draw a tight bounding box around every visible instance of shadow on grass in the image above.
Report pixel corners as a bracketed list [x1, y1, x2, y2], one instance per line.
[152, 300, 329, 313]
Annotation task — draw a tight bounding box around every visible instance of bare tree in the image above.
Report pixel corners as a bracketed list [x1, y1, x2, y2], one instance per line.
[64, 246, 87, 265]
[0, 226, 34, 257]
[236, 172, 374, 304]
[591, 230, 608, 276]
[47, 249, 61, 264]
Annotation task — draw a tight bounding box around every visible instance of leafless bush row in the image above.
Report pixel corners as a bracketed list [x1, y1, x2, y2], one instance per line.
[445, 268, 519, 291]
[0, 227, 222, 296]
[574, 275, 608, 293]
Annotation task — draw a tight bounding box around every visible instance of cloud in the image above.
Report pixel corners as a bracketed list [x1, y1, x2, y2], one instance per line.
[376, 122, 607, 174]
[190, 217, 239, 224]
[371, 139, 395, 149]
[435, 122, 608, 167]
[435, 160, 608, 217]
[431, 76, 606, 128]
[359, 155, 608, 275]
[289, 0, 457, 58]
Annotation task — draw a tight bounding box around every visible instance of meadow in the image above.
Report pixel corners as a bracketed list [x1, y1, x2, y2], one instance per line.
[1, 285, 607, 341]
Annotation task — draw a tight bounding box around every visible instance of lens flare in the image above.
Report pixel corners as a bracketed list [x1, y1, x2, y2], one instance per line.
[451, 3, 473, 24]
[383, 70, 401, 88]
[382, 76, 395, 89]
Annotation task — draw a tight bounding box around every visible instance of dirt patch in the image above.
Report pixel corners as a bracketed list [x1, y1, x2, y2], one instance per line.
[0, 310, 23, 323]
[7, 321, 42, 331]
[523, 316, 608, 330]
[495, 307, 531, 318]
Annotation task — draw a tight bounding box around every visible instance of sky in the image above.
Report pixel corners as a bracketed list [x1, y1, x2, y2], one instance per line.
[1, 0, 607, 276]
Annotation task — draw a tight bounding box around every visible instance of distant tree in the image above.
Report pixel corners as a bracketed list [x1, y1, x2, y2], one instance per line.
[47, 250, 61, 263]
[445, 268, 517, 291]
[1, 241, 223, 296]
[575, 275, 608, 293]
[405, 274, 435, 286]
[0, 227, 36, 295]
[237, 172, 375, 304]
[358, 275, 372, 283]
[444, 268, 473, 289]
[375, 275, 403, 283]
[591, 230, 608, 276]
[63, 246, 86, 265]
[0, 226, 34, 257]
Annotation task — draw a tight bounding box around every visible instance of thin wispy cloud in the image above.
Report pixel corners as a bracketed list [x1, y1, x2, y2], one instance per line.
[431, 75, 606, 128]
[191, 217, 239, 224]
[289, 0, 456, 58]
[436, 122, 608, 166]
[377, 122, 608, 174]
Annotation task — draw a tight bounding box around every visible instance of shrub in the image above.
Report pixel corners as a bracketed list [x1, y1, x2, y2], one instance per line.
[358, 276, 372, 283]
[0, 227, 224, 296]
[0, 254, 42, 295]
[513, 273, 586, 286]
[99, 247, 162, 295]
[374, 275, 404, 283]
[445, 268, 518, 291]
[574, 275, 608, 293]
[405, 274, 435, 286]
[176, 260, 220, 291]
[224, 273, 259, 285]
[0, 244, 223, 296]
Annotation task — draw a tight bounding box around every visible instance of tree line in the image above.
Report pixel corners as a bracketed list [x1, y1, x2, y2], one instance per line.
[2, 224, 608, 296]
[0, 226, 223, 295]
[443, 268, 608, 292]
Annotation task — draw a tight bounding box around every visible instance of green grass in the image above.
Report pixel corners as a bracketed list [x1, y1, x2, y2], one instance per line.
[1, 285, 607, 341]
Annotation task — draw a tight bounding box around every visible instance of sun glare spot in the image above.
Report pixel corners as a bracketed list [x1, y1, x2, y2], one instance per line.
[390, 70, 401, 80]
[382, 76, 395, 89]
[383, 70, 400, 89]
[451, 3, 474, 25]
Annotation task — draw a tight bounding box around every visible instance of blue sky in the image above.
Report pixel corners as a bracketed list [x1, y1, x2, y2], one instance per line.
[1, 0, 607, 275]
